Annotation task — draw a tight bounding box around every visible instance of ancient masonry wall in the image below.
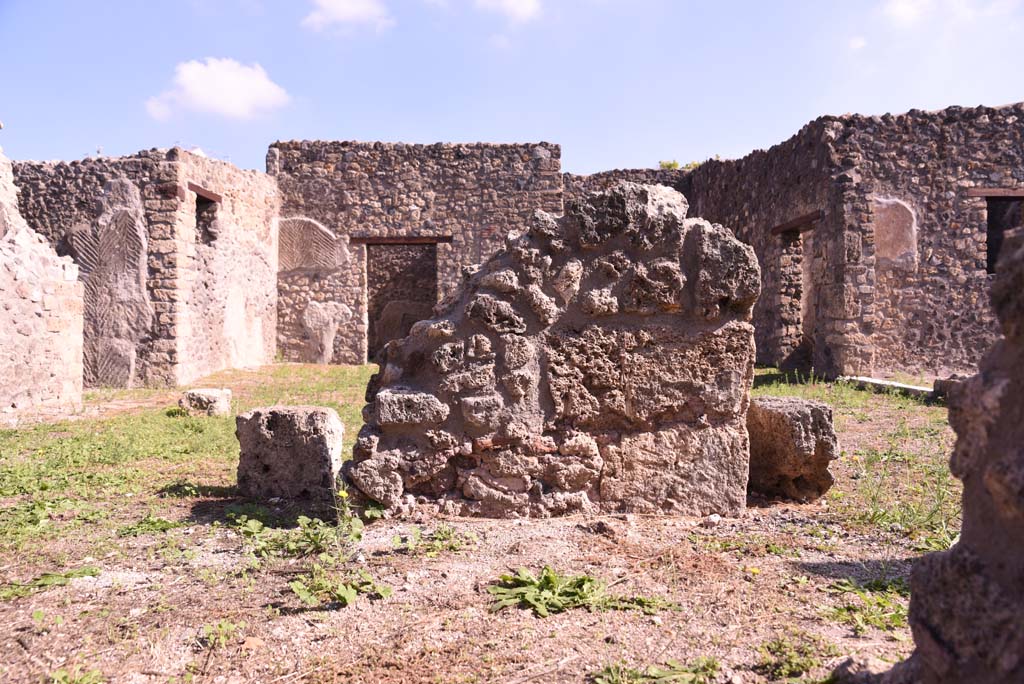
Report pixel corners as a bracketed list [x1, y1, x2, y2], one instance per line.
[682, 122, 848, 373]
[268, 141, 563, 364]
[0, 152, 83, 424]
[346, 183, 761, 517]
[174, 152, 280, 381]
[14, 149, 279, 387]
[832, 104, 1024, 378]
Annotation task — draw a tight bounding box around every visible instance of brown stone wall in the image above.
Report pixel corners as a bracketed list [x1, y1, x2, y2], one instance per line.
[268, 141, 563, 363]
[0, 152, 83, 425]
[346, 183, 761, 518]
[832, 104, 1024, 378]
[14, 149, 280, 387]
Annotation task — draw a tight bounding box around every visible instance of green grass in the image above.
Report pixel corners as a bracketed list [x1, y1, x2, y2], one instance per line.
[0, 364, 376, 553]
[755, 629, 838, 681]
[753, 367, 960, 548]
[825, 578, 910, 636]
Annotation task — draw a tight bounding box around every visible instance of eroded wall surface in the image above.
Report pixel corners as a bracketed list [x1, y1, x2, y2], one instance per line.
[175, 152, 280, 383]
[0, 152, 83, 424]
[893, 228, 1024, 683]
[346, 183, 761, 517]
[268, 141, 563, 363]
[14, 149, 279, 387]
[563, 168, 687, 204]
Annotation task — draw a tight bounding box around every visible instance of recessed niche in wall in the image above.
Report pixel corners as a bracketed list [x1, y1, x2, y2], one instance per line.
[871, 197, 917, 269]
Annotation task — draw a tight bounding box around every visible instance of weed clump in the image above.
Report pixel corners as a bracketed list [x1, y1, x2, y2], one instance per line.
[488, 566, 673, 617]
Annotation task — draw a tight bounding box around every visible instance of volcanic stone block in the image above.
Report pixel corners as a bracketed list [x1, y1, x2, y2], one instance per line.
[236, 406, 344, 502]
[889, 227, 1024, 684]
[747, 396, 839, 501]
[179, 388, 232, 417]
[346, 182, 761, 517]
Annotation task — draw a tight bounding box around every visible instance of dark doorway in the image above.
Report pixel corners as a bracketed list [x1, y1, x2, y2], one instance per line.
[366, 243, 438, 361]
[988, 198, 1023, 274]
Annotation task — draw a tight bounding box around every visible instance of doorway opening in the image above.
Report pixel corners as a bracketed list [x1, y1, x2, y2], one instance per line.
[365, 243, 438, 361]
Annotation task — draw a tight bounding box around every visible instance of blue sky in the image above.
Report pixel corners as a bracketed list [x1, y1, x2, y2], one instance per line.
[1, 0, 1022, 173]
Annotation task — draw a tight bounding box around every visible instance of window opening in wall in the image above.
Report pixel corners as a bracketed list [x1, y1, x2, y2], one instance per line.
[987, 198, 1023, 274]
[195, 194, 218, 245]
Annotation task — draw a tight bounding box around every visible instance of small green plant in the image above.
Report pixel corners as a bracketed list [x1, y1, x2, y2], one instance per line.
[229, 513, 360, 561]
[825, 578, 909, 635]
[117, 513, 184, 537]
[289, 564, 391, 608]
[591, 657, 719, 683]
[488, 566, 672, 618]
[392, 523, 477, 558]
[755, 630, 837, 680]
[32, 609, 65, 634]
[659, 160, 680, 170]
[48, 667, 105, 684]
[164, 407, 189, 418]
[198, 619, 245, 650]
[1, 566, 100, 601]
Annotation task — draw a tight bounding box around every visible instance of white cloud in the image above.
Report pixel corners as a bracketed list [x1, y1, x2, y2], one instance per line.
[849, 35, 868, 49]
[302, 0, 394, 31]
[475, 0, 541, 22]
[146, 58, 290, 121]
[882, 0, 934, 25]
[881, 0, 1020, 25]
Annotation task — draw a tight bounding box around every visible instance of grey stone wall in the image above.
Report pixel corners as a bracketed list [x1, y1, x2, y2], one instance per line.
[14, 149, 279, 387]
[268, 141, 563, 363]
[0, 151, 83, 425]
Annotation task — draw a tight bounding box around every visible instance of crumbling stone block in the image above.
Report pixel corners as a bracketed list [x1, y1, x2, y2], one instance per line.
[894, 227, 1024, 683]
[747, 396, 839, 501]
[346, 182, 760, 517]
[236, 406, 344, 502]
[179, 388, 232, 417]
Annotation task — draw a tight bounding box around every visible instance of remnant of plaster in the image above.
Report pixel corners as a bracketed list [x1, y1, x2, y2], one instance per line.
[871, 196, 918, 269]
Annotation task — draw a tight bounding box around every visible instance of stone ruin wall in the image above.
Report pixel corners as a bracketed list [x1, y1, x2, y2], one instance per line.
[681, 122, 850, 374]
[14, 149, 279, 387]
[174, 152, 280, 381]
[269, 141, 563, 364]
[346, 183, 761, 517]
[886, 227, 1024, 683]
[0, 151, 83, 424]
[563, 168, 688, 204]
[835, 104, 1023, 379]
[15, 152, 181, 386]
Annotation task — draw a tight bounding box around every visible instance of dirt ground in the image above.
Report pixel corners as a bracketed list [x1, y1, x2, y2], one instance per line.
[0, 365, 958, 684]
